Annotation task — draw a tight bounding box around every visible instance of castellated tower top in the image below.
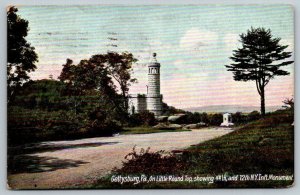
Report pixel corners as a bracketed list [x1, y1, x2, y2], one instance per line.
[149, 53, 160, 67]
[152, 53, 157, 62]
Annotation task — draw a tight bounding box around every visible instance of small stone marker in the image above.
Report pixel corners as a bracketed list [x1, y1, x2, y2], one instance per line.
[220, 113, 234, 127]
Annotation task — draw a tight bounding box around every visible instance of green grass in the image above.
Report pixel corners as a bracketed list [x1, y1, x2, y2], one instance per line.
[120, 127, 191, 135]
[94, 111, 294, 189]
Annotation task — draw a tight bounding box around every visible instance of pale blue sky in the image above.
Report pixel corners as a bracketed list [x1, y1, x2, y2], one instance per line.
[18, 5, 294, 108]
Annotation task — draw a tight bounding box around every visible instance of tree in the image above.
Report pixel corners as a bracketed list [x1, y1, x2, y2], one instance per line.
[7, 6, 38, 103]
[209, 113, 223, 126]
[232, 112, 244, 124]
[161, 102, 185, 115]
[90, 52, 137, 111]
[282, 97, 294, 110]
[282, 97, 294, 116]
[59, 52, 137, 119]
[200, 112, 209, 124]
[59, 58, 119, 116]
[225, 27, 293, 116]
[11, 79, 67, 110]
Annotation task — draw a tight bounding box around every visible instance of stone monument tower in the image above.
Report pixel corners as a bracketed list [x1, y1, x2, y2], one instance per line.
[147, 53, 163, 116]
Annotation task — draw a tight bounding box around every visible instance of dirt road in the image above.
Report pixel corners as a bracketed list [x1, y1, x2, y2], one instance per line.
[8, 128, 233, 189]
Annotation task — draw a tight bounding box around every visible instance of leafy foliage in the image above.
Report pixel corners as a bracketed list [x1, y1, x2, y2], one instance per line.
[59, 52, 137, 119]
[8, 105, 122, 145]
[12, 79, 67, 110]
[162, 102, 185, 115]
[225, 27, 293, 116]
[7, 79, 122, 145]
[8, 51, 138, 145]
[7, 6, 38, 103]
[114, 146, 186, 175]
[8, 107, 84, 145]
[282, 97, 294, 116]
[208, 113, 223, 126]
[231, 112, 244, 124]
[247, 110, 261, 121]
[128, 111, 157, 127]
[231, 111, 261, 124]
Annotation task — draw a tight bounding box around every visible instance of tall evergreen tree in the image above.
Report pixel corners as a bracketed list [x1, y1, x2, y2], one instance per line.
[7, 6, 38, 103]
[225, 27, 293, 116]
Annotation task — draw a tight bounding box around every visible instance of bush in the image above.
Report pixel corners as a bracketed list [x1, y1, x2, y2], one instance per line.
[208, 113, 223, 126]
[86, 118, 122, 136]
[173, 112, 221, 126]
[247, 110, 261, 121]
[114, 146, 186, 175]
[128, 111, 157, 127]
[162, 102, 185, 115]
[185, 112, 201, 124]
[7, 106, 123, 145]
[200, 112, 209, 124]
[7, 107, 88, 145]
[232, 112, 241, 124]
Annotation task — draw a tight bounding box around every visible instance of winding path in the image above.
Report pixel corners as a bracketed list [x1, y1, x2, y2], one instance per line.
[8, 127, 233, 189]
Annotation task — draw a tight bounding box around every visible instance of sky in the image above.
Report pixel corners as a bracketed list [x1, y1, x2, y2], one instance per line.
[17, 5, 294, 109]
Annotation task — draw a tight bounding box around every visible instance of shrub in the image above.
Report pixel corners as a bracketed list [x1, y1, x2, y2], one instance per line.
[247, 110, 261, 121]
[200, 112, 209, 124]
[86, 118, 122, 136]
[185, 112, 201, 124]
[208, 113, 223, 126]
[162, 102, 185, 115]
[114, 146, 186, 175]
[129, 111, 157, 127]
[232, 112, 243, 124]
[7, 107, 88, 145]
[7, 106, 122, 145]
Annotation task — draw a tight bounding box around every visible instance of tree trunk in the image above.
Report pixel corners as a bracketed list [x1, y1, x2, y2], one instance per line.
[122, 92, 128, 111]
[260, 87, 265, 117]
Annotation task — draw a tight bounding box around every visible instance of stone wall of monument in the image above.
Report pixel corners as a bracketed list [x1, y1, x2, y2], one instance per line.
[128, 94, 147, 114]
[147, 74, 160, 95]
[147, 94, 163, 116]
[136, 96, 147, 113]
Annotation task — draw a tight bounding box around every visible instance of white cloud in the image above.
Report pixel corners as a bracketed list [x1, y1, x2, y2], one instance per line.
[179, 28, 218, 54]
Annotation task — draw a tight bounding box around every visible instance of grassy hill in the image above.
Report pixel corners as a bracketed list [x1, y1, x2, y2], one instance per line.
[95, 110, 294, 188]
